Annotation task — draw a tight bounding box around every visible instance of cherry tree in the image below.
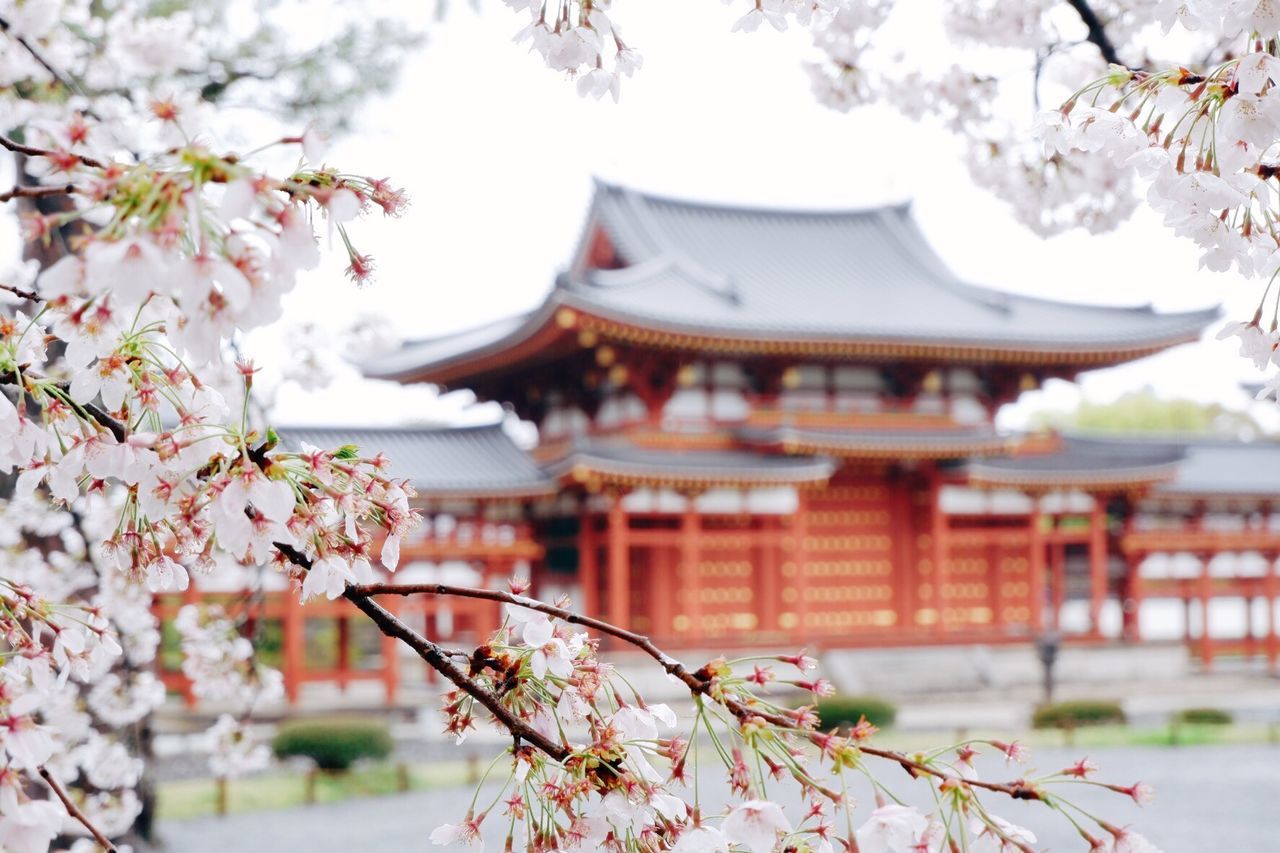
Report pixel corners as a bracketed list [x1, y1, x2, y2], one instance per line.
[0, 2, 1183, 852]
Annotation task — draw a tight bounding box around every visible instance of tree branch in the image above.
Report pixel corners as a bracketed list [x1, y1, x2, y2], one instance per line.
[0, 15, 93, 103]
[272, 546, 571, 762]
[351, 582, 1045, 801]
[37, 766, 118, 852]
[1064, 0, 1124, 67]
[0, 183, 76, 204]
[0, 282, 41, 301]
[0, 135, 105, 171]
[0, 368, 127, 442]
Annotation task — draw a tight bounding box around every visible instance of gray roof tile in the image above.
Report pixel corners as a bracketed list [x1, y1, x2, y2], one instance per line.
[278, 424, 554, 498]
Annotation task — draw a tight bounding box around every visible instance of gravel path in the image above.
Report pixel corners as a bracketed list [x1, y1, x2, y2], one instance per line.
[155, 743, 1279, 852]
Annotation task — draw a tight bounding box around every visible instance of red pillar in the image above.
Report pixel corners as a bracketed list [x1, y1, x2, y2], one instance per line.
[682, 495, 704, 643]
[579, 510, 599, 616]
[1028, 499, 1047, 634]
[930, 469, 950, 636]
[1265, 551, 1278, 672]
[606, 493, 630, 633]
[1123, 555, 1144, 642]
[1089, 498, 1109, 636]
[757, 517, 780, 634]
[381, 598, 400, 703]
[1199, 552, 1214, 671]
[336, 615, 351, 692]
[794, 488, 811, 641]
[1050, 542, 1066, 631]
[891, 468, 915, 634]
[283, 589, 303, 705]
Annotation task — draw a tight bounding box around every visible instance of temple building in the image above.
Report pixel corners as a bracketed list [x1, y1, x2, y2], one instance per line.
[160, 182, 1280, 706]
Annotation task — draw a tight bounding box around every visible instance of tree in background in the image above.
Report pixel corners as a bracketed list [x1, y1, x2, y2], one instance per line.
[1030, 388, 1269, 438]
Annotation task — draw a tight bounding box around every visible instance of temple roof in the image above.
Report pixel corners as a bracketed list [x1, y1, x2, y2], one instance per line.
[546, 437, 837, 490]
[738, 424, 1016, 460]
[967, 436, 1184, 491]
[968, 434, 1280, 496]
[279, 424, 555, 499]
[365, 181, 1218, 384]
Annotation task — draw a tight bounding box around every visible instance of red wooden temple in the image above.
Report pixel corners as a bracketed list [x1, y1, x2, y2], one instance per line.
[159, 182, 1280, 706]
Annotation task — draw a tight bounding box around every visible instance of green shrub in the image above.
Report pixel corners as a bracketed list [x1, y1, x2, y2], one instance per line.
[814, 695, 897, 730]
[272, 718, 393, 772]
[1032, 700, 1125, 730]
[1173, 707, 1233, 726]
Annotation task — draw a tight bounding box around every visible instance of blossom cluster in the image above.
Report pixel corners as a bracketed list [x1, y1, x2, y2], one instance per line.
[1035, 11, 1280, 391]
[504, 0, 644, 101]
[0, 98, 414, 846]
[426, 594, 1159, 852]
[0, 495, 161, 851]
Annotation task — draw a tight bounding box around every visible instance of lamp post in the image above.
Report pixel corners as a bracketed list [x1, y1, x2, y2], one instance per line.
[1036, 630, 1062, 705]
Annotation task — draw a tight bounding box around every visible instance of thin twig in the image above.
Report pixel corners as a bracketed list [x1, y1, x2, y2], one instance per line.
[0, 134, 105, 170]
[0, 14, 94, 103]
[0, 282, 41, 301]
[350, 582, 1044, 800]
[1064, 0, 1124, 67]
[37, 766, 118, 852]
[273, 545, 571, 762]
[0, 368, 126, 442]
[0, 183, 76, 204]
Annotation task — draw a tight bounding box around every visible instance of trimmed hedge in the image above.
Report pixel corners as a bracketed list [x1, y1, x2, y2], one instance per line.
[272, 718, 393, 771]
[814, 695, 897, 730]
[1032, 700, 1125, 730]
[1173, 707, 1233, 726]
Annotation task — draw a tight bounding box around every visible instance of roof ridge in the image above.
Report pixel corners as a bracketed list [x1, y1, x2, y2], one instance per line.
[594, 177, 913, 218]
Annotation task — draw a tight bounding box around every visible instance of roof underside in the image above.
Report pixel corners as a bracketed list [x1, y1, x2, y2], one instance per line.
[364, 181, 1216, 382]
[279, 424, 555, 498]
[547, 438, 836, 488]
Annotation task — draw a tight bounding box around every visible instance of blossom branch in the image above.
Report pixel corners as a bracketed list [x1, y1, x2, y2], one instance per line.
[36, 766, 118, 853]
[0, 282, 41, 301]
[0, 183, 76, 204]
[273, 546, 571, 762]
[0, 369, 127, 442]
[1063, 0, 1124, 67]
[0, 135, 105, 171]
[351, 582, 1045, 802]
[0, 15, 90, 101]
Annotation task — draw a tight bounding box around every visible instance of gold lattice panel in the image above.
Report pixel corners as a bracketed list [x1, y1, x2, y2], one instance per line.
[784, 472, 899, 635]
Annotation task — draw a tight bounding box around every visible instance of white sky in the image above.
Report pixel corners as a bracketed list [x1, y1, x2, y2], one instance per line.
[8, 1, 1279, 432]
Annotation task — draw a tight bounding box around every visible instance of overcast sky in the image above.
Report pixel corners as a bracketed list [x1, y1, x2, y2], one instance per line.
[9, 1, 1277, 432]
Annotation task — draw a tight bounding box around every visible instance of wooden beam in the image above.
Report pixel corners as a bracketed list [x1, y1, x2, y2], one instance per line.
[682, 495, 704, 643]
[1089, 498, 1108, 635]
[283, 583, 303, 705]
[758, 516, 780, 634]
[930, 467, 950, 635]
[579, 509, 599, 617]
[1028, 499, 1046, 634]
[794, 488, 812, 641]
[1266, 552, 1279, 672]
[606, 493, 630, 633]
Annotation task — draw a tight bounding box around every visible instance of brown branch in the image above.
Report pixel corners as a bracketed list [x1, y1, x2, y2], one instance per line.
[0, 282, 41, 301]
[351, 582, 1044, 801]
[0, 368, 127, 442]
[0, 183, 76, 204]
[37, 766, 118, 852]
[0, 15, 93, 104]
[1064, 0, 1124, 67]
[0, 135, 105, 171]
[273, 546, 570, 762]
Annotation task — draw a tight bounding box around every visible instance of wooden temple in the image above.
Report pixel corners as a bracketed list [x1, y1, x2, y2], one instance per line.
[159, 182, 1280, 706]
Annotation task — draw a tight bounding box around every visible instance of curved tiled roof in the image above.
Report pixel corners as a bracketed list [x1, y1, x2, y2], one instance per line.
[545, 438, 837, 490]
[278, 424, 555, 498]
[967, 434, 1280, 495]
[364, 181, 1217, 383]
[738, 424, 1015, 460]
